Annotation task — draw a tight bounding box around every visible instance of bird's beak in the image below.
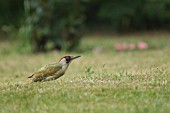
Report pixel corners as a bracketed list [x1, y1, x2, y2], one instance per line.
[71, 56, 81, 60]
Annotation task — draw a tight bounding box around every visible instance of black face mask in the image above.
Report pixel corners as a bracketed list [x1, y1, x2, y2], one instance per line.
[65, 56, 71, 63]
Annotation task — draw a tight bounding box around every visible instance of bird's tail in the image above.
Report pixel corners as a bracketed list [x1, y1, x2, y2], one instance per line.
[28, 74, 34, 78]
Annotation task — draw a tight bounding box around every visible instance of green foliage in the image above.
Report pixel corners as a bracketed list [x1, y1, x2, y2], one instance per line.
[17, 25, 32, 53]
[23, 0, 85, 52]
[0, 0, 24, 26]
[85, 0, 170, 31]
[1, 0, 170, 52]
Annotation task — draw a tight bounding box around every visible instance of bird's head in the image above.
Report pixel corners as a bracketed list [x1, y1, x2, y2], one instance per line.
[59, 55, 81, 66]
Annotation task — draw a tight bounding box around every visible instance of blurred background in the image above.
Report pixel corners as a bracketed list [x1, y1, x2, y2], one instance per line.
[0, 0, 170, 53]
[1, 1, 170, 112]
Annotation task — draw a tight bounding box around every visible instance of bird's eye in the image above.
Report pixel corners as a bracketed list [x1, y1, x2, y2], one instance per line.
[65, 56, 70, 60]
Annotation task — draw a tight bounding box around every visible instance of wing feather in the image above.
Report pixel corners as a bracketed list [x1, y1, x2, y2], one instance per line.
[30, 63, 62, 79]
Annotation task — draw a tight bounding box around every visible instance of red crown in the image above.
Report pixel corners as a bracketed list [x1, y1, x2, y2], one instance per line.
[59, 55, 69, 62]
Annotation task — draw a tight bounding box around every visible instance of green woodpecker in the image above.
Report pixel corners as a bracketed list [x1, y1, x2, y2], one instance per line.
[28, 55, 81, 82]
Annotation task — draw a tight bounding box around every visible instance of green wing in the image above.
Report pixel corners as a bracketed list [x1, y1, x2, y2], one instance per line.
[29, 63, 62, 78]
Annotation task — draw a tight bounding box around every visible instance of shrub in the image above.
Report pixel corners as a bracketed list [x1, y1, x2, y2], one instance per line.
[23, 0, 85, 52]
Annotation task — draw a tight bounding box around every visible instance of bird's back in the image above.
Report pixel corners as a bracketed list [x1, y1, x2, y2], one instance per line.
[28, 63, 62, 82]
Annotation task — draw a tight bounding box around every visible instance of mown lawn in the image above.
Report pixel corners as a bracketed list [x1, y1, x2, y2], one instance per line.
[0, 34, 170, 113]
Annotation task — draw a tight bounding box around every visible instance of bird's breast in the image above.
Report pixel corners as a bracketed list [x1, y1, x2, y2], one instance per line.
[62, 64, 69, 72]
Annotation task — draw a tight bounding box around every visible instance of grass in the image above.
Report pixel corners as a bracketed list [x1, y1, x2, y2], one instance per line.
[0, 33, 170, 113]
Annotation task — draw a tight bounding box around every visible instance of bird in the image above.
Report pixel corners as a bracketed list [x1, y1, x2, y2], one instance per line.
[28, 55, 81, 82]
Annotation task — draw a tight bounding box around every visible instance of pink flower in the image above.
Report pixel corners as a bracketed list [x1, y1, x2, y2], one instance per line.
[114, 43, 129, 51]
[138, 42, 148, 50]
[114, 43, 124, 51]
